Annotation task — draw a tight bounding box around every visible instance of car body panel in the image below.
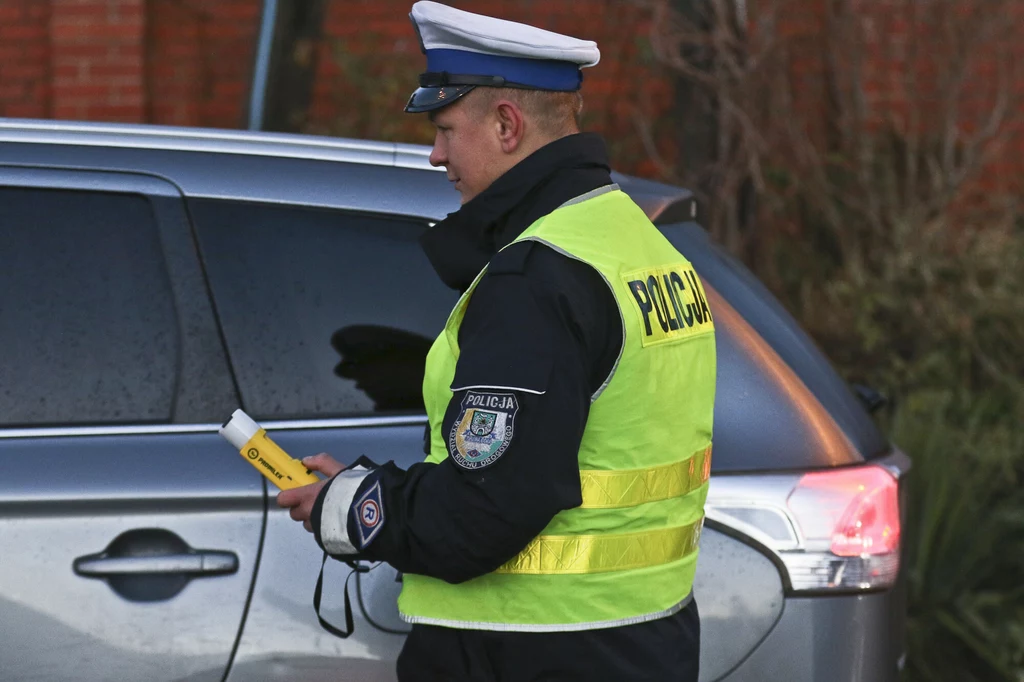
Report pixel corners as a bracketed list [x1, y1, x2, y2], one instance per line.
[224, 507, 402, 682]
[701, 285, 863, 472]
[226, 423, 425, 682]
[719, 592, 903, 682]
[0, 431, 263, 682]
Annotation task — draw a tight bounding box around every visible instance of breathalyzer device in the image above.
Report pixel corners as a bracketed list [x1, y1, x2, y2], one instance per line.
[219, 409, 320, 490]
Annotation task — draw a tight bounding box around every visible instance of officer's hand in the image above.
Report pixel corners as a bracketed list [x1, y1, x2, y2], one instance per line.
[276, 454, 346, 533]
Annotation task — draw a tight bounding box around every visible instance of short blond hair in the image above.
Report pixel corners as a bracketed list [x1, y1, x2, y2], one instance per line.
[468, 87, 583, 136]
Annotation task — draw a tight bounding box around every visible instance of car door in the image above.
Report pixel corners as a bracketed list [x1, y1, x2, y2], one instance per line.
[0, 168, 262, 682]
[187, 195, 457, 682]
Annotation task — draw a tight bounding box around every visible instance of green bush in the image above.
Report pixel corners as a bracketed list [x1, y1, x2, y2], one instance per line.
[892, 396, 1024, 681]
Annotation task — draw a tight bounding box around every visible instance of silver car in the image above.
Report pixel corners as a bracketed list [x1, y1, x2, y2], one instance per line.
[0, 119, 909, 682]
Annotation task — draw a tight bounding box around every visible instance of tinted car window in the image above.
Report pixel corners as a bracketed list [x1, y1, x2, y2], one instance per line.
[190, 199, 457, 420]
[0, 187, 178, 426]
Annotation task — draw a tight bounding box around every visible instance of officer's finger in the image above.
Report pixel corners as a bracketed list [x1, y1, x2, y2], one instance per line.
[303, 453, 346, 476]
[289, 505, 305, 522]
[276, 489, 298, 508]
[303, 520, 313, 533]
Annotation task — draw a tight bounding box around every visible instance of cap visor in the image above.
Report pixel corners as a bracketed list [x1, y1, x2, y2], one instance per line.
[404, 85, 476, 113]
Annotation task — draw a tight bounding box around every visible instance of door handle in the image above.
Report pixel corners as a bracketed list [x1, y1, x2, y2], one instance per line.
[73, 528, 240, 602]
[74, 551, 237, 577]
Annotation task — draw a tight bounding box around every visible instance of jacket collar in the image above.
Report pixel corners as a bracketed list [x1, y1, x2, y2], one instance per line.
[420, 132, 612, 291]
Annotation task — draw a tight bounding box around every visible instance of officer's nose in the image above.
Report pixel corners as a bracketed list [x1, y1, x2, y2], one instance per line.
[429, 135, 447, 168]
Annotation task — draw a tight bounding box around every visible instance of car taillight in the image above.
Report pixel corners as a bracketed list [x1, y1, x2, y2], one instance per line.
[789, 466, 900, 557]
[783, 465, 901, 591]
[706, 464, 902, 593]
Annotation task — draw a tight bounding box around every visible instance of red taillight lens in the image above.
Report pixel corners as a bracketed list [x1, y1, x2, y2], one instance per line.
[705, 462, 905, 592]
[831, 470, 900, 557]
[787, 466, 900, 556]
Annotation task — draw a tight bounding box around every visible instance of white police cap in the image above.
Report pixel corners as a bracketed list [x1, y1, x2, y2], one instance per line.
[405, 1, 601, 113]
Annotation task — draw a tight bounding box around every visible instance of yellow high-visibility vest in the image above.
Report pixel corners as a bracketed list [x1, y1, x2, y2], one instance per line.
[401, 185, 717, 631]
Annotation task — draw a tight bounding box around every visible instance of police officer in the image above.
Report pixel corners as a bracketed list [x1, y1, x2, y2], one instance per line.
[278, 2, 717, 680]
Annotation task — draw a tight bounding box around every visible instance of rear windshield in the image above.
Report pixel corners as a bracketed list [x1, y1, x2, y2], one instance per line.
[661, 222, 890, 472]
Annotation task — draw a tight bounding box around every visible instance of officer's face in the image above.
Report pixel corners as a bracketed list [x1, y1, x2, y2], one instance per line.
[428, 96, 507, 204]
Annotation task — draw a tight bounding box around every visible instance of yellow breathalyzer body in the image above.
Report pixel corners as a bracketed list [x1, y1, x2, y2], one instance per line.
[219, 409, 320, 490]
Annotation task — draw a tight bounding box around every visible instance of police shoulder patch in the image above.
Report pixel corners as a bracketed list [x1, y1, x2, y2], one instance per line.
[448, 391, 519, 470]
[353, 480, 385, 549]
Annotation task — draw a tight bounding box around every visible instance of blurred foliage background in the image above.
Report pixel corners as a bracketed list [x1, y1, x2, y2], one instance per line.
[641, 0, 1024, 678]
[310, 0, 1024, 678]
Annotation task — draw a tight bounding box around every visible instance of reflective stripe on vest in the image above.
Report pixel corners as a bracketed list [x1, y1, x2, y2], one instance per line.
[495, 516, 705, 575]
[579, 445, 711, 509]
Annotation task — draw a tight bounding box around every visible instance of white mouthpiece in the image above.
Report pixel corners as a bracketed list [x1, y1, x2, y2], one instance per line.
[219, 409, 260, 449]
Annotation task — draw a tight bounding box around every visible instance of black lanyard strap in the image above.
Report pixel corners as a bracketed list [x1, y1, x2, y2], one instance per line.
[313, 552, 369, 639]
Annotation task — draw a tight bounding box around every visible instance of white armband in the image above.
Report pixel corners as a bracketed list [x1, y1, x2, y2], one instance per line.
[319, 466, 372, 555]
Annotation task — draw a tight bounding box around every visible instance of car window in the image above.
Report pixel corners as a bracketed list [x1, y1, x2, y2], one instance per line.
[0, 187, 179, 426]
[189, 198, 458, 420]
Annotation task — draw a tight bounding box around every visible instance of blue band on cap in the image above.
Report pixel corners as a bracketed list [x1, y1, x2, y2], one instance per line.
[425, 49, 582, 91]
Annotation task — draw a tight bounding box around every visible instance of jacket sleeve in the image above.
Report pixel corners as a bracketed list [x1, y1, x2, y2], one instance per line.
[311, 242, 621, 583]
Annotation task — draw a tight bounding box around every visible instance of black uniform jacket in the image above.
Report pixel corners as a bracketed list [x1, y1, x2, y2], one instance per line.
[311, 132, 623, 581]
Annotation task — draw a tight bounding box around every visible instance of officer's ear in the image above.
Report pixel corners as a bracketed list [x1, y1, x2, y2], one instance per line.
[493, 100, 525, 154]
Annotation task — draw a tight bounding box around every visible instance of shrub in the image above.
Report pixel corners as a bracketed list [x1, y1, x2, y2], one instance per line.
[893, 395, 1024, 681]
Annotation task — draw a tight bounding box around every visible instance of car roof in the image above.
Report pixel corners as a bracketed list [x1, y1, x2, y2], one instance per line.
[0, 118, 440, 169]
[0, 118, 695, 222]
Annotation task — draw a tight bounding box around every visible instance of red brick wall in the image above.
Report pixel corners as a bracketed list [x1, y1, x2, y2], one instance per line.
[145, 0, 261, 128]
[0, 0, 1020, 185]
[0, 0, 260, 127]
[0, 0, 51, 118]
[50, 0, 146, 121]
